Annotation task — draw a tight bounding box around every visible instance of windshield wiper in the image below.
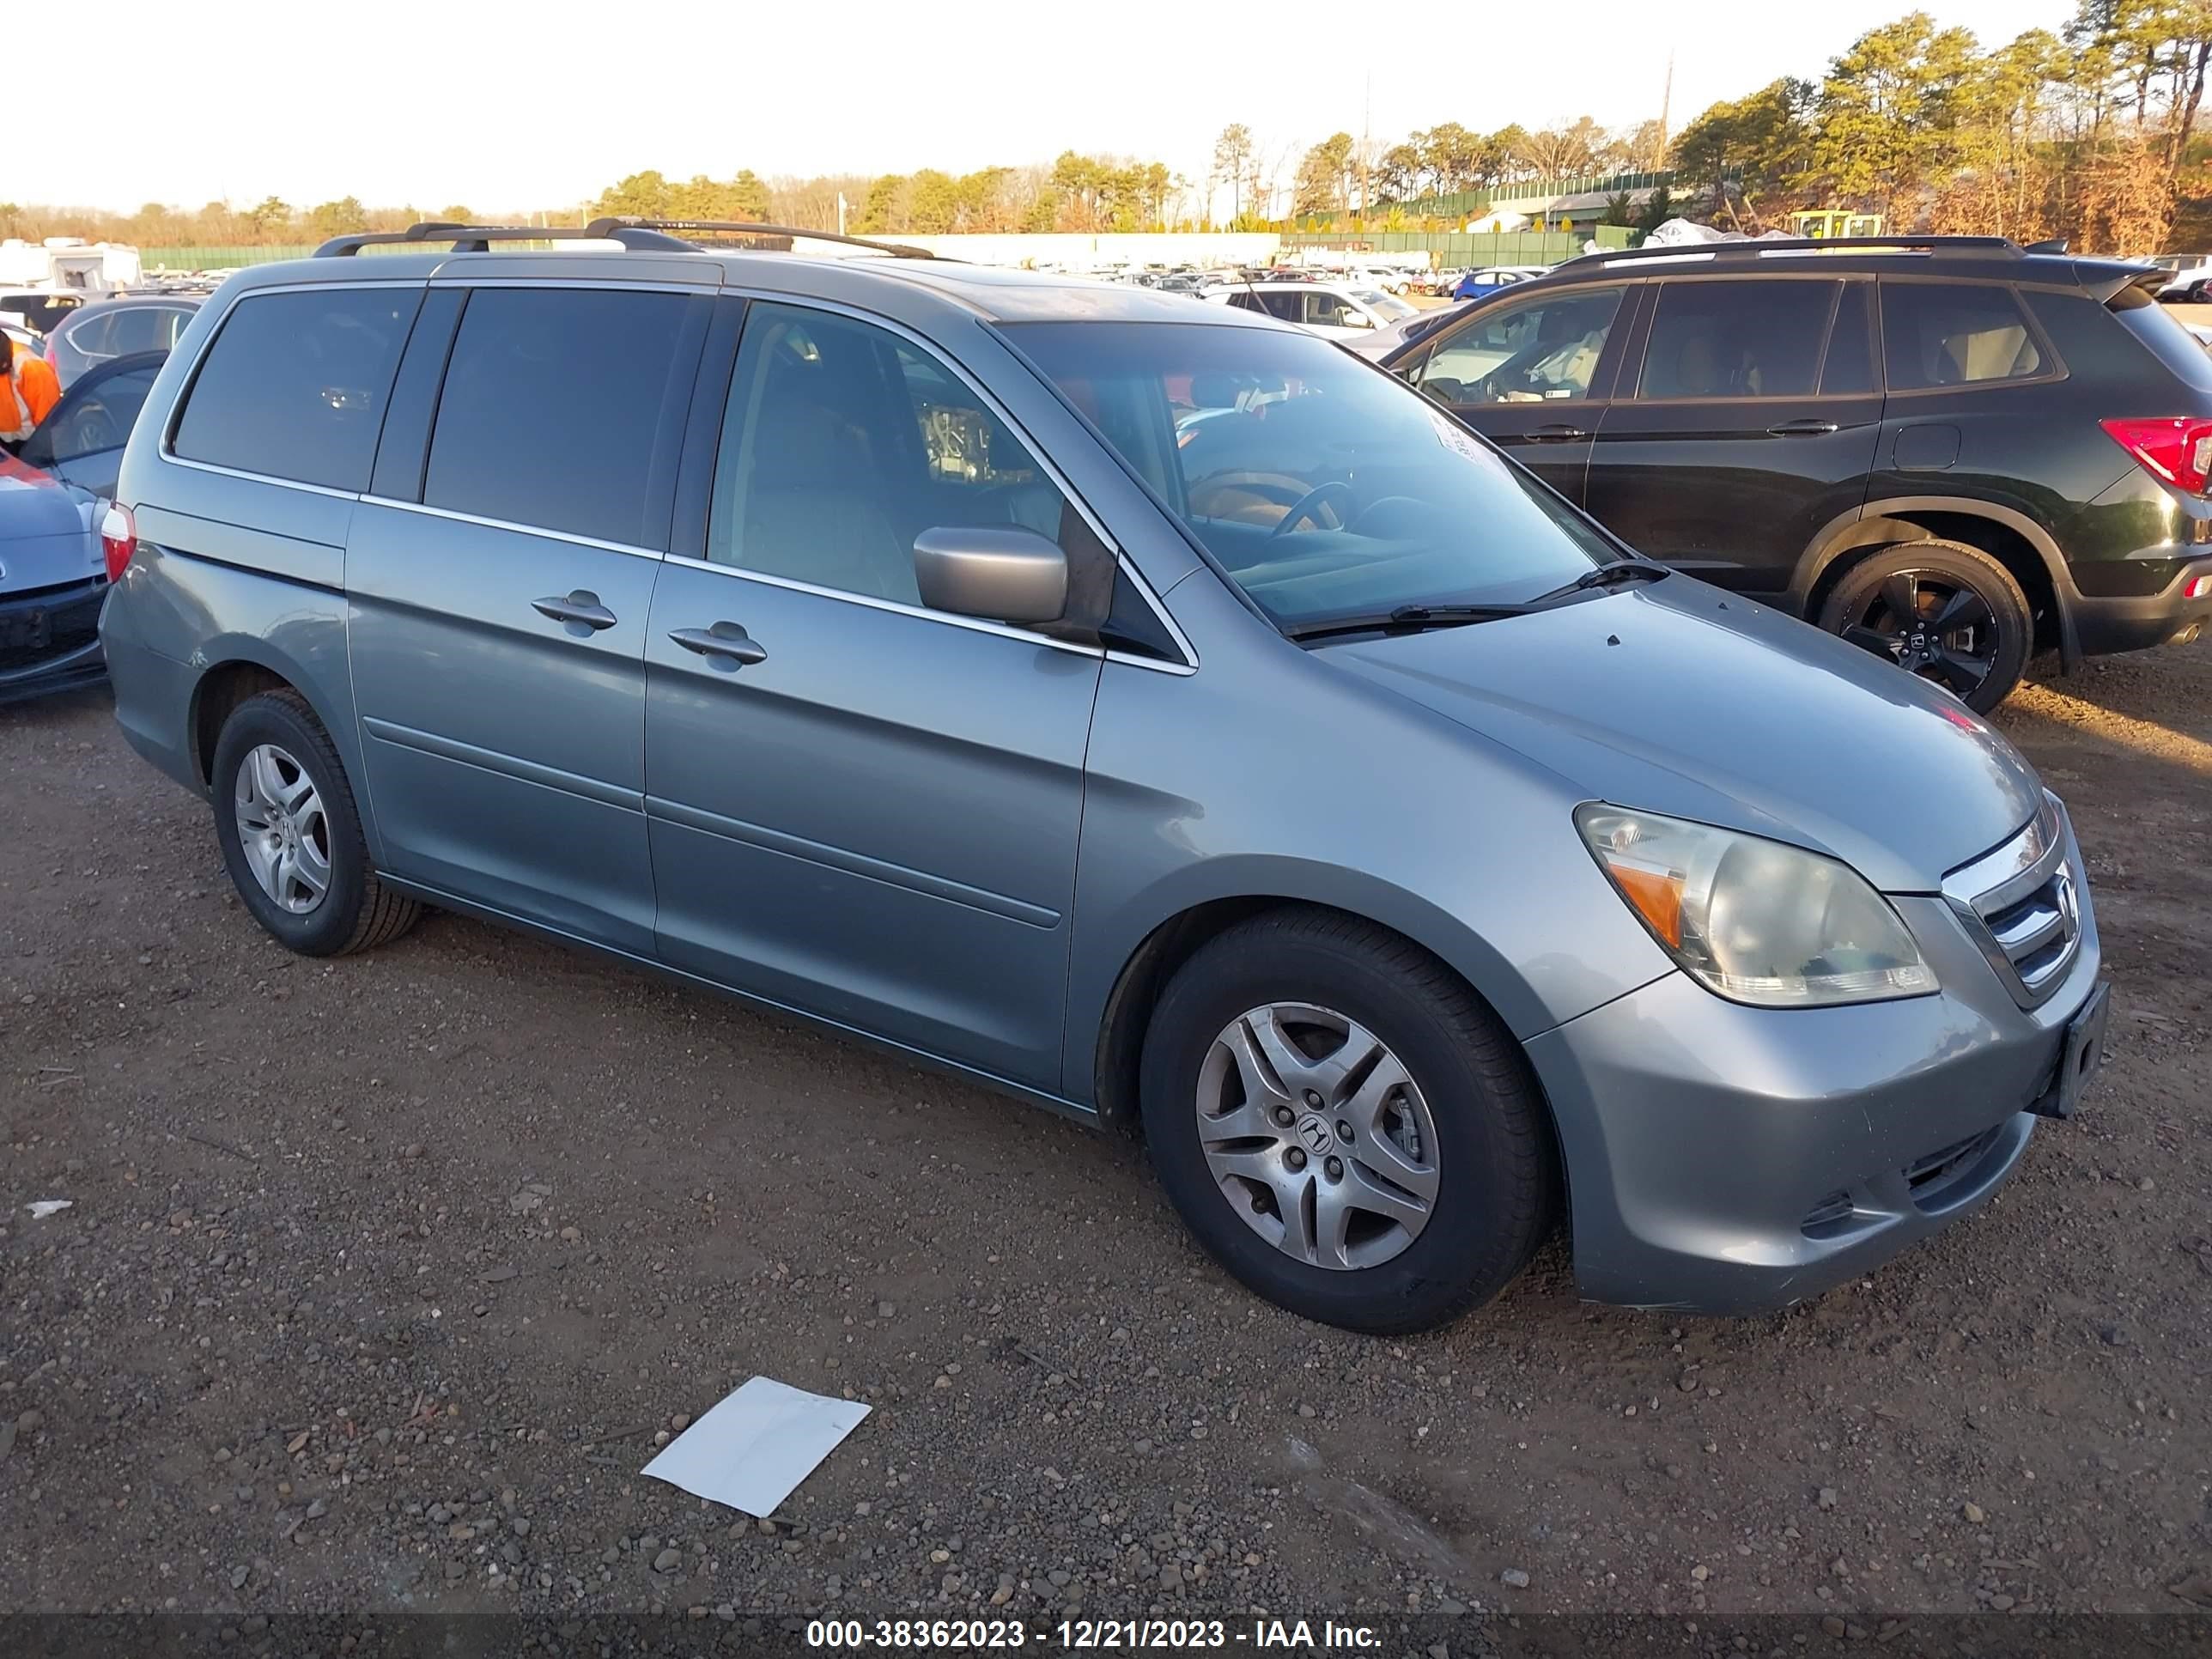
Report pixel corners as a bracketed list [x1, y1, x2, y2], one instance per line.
[1284, 602, 1534, 643]
[1534, 558, 1672, 602]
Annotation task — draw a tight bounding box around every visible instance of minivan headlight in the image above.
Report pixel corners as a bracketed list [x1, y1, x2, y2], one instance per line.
[1575, 805, 1937, 1007]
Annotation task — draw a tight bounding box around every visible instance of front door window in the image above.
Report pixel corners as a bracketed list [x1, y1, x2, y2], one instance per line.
[1413, 288, 1626, 404]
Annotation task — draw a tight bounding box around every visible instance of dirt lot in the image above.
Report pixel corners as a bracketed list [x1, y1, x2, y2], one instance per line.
[3, 641, 2209, 1638]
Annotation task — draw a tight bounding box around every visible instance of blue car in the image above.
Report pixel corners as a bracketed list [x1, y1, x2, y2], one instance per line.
[1450, 264, 1549, 302]
[0, 351, 166, 704]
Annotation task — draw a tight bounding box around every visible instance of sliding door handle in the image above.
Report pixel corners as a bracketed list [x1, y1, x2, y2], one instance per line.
[668, 623, 769, 666]
[1767, 419, 1840, 437]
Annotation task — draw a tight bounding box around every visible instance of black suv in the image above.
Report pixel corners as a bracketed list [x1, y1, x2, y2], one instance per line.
[1380, 235, 2212, 709]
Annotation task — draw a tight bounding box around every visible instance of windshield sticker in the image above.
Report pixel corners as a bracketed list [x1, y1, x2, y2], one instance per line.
[1429, 408, 1492, 465]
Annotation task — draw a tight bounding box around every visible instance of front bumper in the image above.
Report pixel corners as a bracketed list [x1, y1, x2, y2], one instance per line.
[1526, 836, 2102, 1315]
[0, 577, 107, 706]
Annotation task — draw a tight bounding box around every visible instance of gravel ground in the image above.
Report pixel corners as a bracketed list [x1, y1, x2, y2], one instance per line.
[2, 641, 2208, 1632]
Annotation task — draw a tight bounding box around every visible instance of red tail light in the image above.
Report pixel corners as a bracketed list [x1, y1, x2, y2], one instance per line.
[100, 501, 137, 583]
[2100, 417, 2212, 495]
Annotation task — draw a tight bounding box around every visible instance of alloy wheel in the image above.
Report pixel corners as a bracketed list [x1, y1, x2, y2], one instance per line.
[233, 743, 331, 915]
[1194, 1002, 1440, 1271]
[1838, 569, 2001, 702]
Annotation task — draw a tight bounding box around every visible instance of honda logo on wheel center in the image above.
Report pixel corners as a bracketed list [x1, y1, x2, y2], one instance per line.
[1295, 1115, 1333, 1153]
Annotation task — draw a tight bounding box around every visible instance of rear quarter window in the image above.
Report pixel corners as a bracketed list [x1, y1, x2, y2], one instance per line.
[173, 288, 419, 490]
[2105, 284, 2212, 392]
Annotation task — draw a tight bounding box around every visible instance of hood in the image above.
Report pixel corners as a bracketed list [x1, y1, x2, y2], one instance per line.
[1325, 576, 2043, 893]
[0, 460, 102, 592]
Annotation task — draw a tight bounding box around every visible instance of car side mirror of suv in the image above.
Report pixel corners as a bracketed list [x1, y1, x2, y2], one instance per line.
[913, 526, 1069, 625]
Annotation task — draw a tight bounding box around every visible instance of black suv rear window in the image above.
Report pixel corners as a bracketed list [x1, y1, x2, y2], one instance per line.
[173, 289, 418, 490]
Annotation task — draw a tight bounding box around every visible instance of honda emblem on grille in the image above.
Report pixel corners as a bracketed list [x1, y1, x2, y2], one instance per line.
[2052, 867, 2079, 933]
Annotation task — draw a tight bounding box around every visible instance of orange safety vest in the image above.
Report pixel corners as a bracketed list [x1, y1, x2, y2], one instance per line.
[3, 341, 60, 442]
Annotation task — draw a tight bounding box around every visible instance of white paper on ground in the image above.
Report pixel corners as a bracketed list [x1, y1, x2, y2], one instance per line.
[640, 1376, 871, 1516]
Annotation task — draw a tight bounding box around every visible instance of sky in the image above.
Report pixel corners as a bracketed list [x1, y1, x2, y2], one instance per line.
[41, 0, 2076, 218]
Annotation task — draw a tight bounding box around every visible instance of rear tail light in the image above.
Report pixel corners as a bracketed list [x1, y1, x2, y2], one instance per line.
[99, 501, 137, 583]
[2186, 573, 2212, 599]
[2100, 417, 2212, 494]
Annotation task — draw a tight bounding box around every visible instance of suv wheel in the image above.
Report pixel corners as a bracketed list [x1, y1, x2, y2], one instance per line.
[210, 690, 421, 957]
[1818, 541, 2033, 714]
[1138, 908, 1559, 1334]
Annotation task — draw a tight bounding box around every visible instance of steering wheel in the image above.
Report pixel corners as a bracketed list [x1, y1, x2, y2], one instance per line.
[66, 404, 120, 455]
[1346, 495, 1429, 537]
[1266, 480, 1358, 543]
[1188, 471, 1338, 528]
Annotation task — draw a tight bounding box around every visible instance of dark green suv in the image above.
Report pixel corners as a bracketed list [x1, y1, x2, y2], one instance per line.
[1381, 235, 2212, 710]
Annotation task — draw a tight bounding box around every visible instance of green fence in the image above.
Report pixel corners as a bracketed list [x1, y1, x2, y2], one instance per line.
[143, 242, 485, 270]
[141, 245, 314, 270]
[1386, 170, 1677, 219]
[1281, 228, 1632, 267]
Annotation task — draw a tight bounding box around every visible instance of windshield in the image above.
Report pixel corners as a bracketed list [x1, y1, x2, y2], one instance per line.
[1352, 289, 1416, 319]
[1002, 320, 1615, 630]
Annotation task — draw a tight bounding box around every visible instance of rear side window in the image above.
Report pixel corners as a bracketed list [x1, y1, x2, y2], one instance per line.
[2106, 283, 2212, 392]
[423, 287, 706, 548]
[1638, 280, 1836, 399]
[1882, 282, 2045, 389]
[107, 306, 186, 356]
[173, 289, 417, 489]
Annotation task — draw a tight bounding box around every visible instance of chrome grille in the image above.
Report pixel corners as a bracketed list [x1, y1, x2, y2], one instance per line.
[1942, 799, 2082, 1009]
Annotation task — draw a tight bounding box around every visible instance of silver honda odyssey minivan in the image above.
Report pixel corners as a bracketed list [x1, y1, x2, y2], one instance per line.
[98, 221, 2110, 1332]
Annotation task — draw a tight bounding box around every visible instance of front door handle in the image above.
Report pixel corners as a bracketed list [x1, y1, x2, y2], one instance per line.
[532, 591, 617, 631]
[1524, 423, 1589, 443]
[1767, 419, 1840, 437]
[668, 623, 769, 666]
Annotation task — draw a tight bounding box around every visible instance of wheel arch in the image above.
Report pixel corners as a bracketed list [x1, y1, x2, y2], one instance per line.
[1079, 864, 1560, 1139]
[1791, 496, 2080, 667]
[185, 641, 345, 788]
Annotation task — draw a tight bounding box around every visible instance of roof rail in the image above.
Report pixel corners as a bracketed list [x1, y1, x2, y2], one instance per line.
[315, 218, 942, 262]
[582, 217, 939, 260]
[313, 222, 696, 257]
[1576, 234, 2027, 266]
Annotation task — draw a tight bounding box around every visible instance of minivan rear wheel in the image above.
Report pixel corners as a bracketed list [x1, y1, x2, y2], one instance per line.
[1138, 908, 1559, 1334]
[1819, 540, 2033, 714]
[210, 690, 420, 957]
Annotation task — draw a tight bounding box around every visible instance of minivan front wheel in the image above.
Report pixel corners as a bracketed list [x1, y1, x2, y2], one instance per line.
[210, 690, 421, 957]
[1819, 541, 2033, 714]
[1139, 908, 1559, 1334]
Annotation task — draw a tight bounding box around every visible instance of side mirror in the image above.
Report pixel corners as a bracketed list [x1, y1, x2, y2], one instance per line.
[913, 526, 1068, 625]
[1338, 311, 1373, 329]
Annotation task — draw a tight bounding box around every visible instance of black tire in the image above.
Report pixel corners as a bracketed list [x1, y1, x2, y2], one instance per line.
[1138, 908, 1559, 1334]
[1817, 539, 2033, 714]
[210, 689, 420, 957]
